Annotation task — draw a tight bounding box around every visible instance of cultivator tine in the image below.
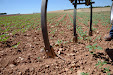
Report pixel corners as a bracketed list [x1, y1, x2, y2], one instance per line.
[41, 0, 55, 58]
[73, 0, 78, 43]
[89, 2, 92, 36]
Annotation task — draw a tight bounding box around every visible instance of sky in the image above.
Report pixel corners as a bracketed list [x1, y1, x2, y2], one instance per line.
[0, 0, 112, 14]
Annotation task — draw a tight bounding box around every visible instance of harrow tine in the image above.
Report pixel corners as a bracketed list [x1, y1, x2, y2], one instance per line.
[73, 0, 78, 43]
[41, 0, 55, 58]
[89, 2, 93, 36]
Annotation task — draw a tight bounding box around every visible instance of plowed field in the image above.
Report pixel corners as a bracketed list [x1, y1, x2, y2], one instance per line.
[0, 11, 113, 75]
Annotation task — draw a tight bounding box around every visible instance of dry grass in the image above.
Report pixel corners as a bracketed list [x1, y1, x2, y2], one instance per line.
[48, 7, 111, 13]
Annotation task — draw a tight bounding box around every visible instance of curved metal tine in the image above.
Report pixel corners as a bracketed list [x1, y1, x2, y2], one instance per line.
[89, 2, 92, 36]
[41, 0, 53, 57]
[73, 0, 78, 42]
[111, 2, 113, 24]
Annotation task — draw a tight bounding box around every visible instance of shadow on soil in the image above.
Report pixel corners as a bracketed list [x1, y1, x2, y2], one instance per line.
[105, 48, 113, 62]
[0, 41, 12, 48]
[93, 48, 113, 65]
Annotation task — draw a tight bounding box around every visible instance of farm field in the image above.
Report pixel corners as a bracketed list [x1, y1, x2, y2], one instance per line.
[1, 8, 113, 75]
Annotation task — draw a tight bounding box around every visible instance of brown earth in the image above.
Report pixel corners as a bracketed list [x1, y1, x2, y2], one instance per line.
[1, 11, 113, 75]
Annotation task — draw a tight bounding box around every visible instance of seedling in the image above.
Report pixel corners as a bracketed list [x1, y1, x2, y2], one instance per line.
[81, 72, 89, 75]
[37, 57, 41, 59]
[55, 40, 63, 46]
[86, 36, 92, 43]
[94, 35, 101, 41]
[107, 73, 111, 75]
[103, 67, 110, 73]
[12, 42, 20, 48]
[86, 43, 103, 54]
[95, 60, 107, 69]
[59, 31, 64, 34]
[70, 68, 73, 71]
[50, 29, 56, 34]
[0, 34, 9, 42]
[37, 28, 41, 30]
[63, 41, 68, 44]
[80, 31, 87, 40]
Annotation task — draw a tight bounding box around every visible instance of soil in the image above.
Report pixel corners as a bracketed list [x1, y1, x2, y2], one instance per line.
[1, 13, 113, 75]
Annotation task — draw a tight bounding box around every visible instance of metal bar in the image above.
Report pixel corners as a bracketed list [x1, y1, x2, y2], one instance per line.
[89, 3, 92, 36]
[41, 0, 53, 57]
[79, 0, 80, 3]
[73, 0, 78, 42]
[73, 2, 95, 5]
[73, 0, 77, 36]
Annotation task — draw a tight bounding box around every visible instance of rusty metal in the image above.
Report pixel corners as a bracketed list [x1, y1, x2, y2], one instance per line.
[85, 0, 90, 6]
[41, 0, 55, 58]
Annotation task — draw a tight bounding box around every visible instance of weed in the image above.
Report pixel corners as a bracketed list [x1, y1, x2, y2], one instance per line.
[55, 40, 63, 46]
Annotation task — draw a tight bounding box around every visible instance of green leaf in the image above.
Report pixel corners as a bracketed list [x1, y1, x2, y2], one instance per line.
[89, 48, 92, 51]
[81, 72, 89, 75]
[86, 45, 91, 48]
[93, 43, 97, 46]
[107, 73, 111, 75]
[97, 46, 103, 50]
[12, 42, 20, 48]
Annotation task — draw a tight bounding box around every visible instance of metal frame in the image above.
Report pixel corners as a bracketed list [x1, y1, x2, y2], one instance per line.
[73, 0, 78, 42]
[41, 0, 94, 57]
[73, 0, 94, 42]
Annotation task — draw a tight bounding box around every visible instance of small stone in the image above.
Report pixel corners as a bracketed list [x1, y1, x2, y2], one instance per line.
[40, 48, 45, 53]
[58, 51, 61, 55]
[59, 48, 62, 51]
[97, 31, 99, 34]
[19, 57, 21, 59]
[45, 65, 49, 68]
[30, 68, 34, 72]
[19, 57, 24, 60]
[55, 43, 59, 46]
[18, 72, 22, 75]
[21, 58, 24, 60]
[65, 68, 68, 71]
[9, 64, 15, 68]
[67, 53, 75, 56]
[8, 33, 13, 35]
[71, 63, 75, 68]
[51, 26, 54, 28]
[34, 37, 37, 39]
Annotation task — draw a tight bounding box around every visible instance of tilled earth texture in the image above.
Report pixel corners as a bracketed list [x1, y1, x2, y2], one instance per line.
[0, 10, 113, 75]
